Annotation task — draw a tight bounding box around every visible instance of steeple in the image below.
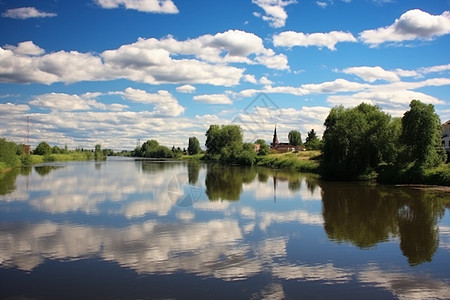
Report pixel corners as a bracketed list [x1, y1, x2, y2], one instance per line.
[272, 126, 279, 147]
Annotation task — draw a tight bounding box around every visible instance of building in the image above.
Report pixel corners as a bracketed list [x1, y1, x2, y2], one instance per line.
[442, 120, 450, 152]
[270, 127, 305, 153]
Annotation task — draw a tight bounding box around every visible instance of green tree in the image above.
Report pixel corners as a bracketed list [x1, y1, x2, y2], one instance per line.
[255, 139, 270, 155]
[322, 103, 394, 180]
[0, 138, 21, 169]
[304, 129, 322, 150]
[205, 125, 243, 161]
[205, 125, 221, 155]
[172, 146, 183, 158]
[188, 136, 201, 155]
[52, 145, 61, 154]
[34, 141, 52, 156]
[288, 130, 302, 146]
[94, 144, 105, 160]
[134, 139, 174, 158]
[401, 100, 446, 169]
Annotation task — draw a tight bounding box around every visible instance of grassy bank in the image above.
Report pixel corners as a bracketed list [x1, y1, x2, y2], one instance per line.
[0, 152, 96, 171]
[180, 151, 321, 173]
[256, 151, 321, 173]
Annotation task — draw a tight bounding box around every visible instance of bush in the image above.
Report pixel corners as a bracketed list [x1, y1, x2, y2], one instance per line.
[423, 164, 450, 186]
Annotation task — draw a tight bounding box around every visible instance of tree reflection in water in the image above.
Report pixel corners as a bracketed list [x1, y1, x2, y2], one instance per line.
[0, 167, 31, 195]
[321, 183, 448, 265]
[205, 164, 257, 201]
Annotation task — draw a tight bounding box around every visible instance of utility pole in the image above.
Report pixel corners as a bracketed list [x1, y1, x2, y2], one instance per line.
[24, 116, 31, 155]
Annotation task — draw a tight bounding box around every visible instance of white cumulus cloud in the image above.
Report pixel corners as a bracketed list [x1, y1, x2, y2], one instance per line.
[273, 31, 357, 50]
[193, 94, 233, 104]
[176, 84, 196, 93]
[95, 0, 178, 14]
[342, 66, 401, 82]
[252, 0, 297, 28]
[4, 41, 45, 56]
[2, 7, 56, 19]
[119, 88, 185, 116]
[360, 9, 450, 46]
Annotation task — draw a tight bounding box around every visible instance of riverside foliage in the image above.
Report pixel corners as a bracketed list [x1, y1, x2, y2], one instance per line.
[321, 100, 447, 182]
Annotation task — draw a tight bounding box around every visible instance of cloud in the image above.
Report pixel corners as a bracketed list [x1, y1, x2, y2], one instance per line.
[316, 2, 328, 9]
[301, 78, 369, 93]
[244, 74, 258, 84]
[193, 94, 233, 104]
[2, 7, 57, 19]
[0, 30, 288, 86]
[0, 42, 244, 86]
[4, 41, 45, 56]
[118, 88, 185, 116]
[0, 103, 30, 114]
[273, 31, 357, 50]
[360, 9, 450, 46]
[327, 89, 445, 117]
[95, 0, 178, 14]
[176, 84, 196, 93]
[252, 0, 297, 28]
[255, 51, 289, 70]
[259, 76, 273, 85]
[30, 93, 99, 111]
[420, 63, 450, 74]
[342, 66, 401, 82]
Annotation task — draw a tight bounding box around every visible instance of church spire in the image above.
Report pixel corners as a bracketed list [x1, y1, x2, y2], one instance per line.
[272, 126, 279, 147]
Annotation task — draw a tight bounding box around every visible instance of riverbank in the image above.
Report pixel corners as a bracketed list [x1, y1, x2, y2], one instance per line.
[0, 152, 98, 172]
[180, 151, 450, 187]
[181, 151, 321, 173]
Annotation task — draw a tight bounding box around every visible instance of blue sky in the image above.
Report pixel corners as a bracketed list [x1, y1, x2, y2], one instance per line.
[1, 0, 449, 150]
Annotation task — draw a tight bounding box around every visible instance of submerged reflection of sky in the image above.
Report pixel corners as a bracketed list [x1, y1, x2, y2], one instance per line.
[0, 160, 449, 299]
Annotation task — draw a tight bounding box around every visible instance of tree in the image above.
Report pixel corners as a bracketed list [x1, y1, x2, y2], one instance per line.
[255, 139, 270, 155]
[52, 145, 61, 154]
[401, 100, 446, 169]
[322, 103, 395, 180]
[288, 130, 302, 146]
[34, 142, 52, 156]
[205, 125, 221, 155]
[94, 144, 105, 160]
[0, 138, 21, 169]
[304, 129, 322, 150]
[133, 139, 174, 158]
[205, 125, 243, 156]
[188, 136, 201, 155]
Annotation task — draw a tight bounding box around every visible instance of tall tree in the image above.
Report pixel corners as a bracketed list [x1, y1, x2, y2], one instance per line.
[401, 100, 446, 169]
[304, 129, 322, 150]
[288, 130, 302, 146]
[205, 125, 243, 155]
[322, 103, 394, 180]
[94, 144, 105, 160]
[188, 136, 201, 155]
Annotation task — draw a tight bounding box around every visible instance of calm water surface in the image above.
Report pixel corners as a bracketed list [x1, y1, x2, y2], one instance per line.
[0, 158, 449, 299]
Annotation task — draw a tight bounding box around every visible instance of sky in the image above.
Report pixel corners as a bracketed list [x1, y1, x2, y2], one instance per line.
[1, 0, 449, 150]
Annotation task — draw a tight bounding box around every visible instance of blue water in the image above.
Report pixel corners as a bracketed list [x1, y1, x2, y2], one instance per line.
[0, 158, 449, 299]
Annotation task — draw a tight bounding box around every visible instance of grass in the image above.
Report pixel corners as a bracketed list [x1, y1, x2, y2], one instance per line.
[43, 152, 93, 162]
[180, 153, 205, 161]
[256, 151, 320, 173]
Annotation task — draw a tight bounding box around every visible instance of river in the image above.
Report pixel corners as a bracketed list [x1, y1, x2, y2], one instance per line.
[0, 158, 449, 299]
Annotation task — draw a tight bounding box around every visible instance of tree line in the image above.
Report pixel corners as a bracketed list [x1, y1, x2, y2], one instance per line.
[2, 99, 447, 183]
[321, 100, 446, 181]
